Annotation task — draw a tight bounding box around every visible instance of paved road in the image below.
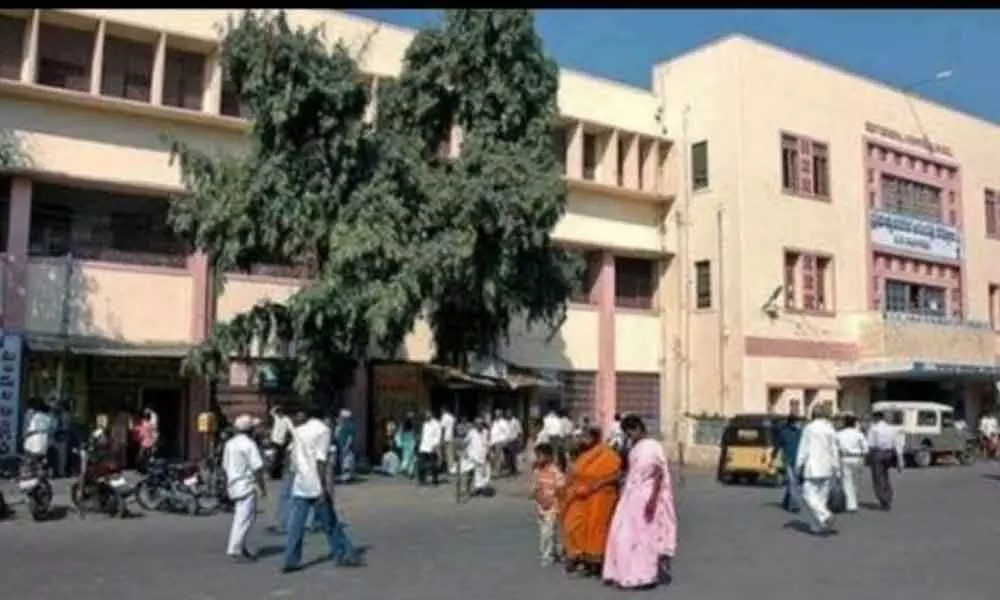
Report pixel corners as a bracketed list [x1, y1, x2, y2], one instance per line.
[1, 462, 998, 600]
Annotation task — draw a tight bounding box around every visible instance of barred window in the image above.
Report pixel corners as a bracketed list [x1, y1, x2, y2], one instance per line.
[880, 174, 941, 222]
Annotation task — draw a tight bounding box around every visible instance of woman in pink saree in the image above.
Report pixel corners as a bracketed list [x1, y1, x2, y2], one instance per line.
[602, 415, 677, 590]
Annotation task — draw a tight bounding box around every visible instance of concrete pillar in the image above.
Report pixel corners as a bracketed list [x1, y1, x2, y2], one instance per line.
[3, 177, 32, 328]
[596, 251, 616, 427]
[89, 20, 106, 95]
[19, 10, 39, 84]
[623, 134, 640, 189]
[566, 121, 584, 180]
[150, 32, 166, 106]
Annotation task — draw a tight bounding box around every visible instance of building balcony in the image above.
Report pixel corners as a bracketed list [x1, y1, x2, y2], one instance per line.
[24, 256, 193, 353]
[853, 311, 995, 366]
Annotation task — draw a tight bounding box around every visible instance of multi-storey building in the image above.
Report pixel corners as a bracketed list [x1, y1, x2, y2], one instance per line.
[656, 34, 1000, 447]
[0, 9, 996, 463]
[0, 9, 672, 459]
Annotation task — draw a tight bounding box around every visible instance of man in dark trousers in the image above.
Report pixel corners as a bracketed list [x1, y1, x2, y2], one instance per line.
[866, 411, 904, 510]
[771, 415, 803, 512]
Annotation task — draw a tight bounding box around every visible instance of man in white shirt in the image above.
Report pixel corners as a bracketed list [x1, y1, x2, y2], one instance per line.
[835, 414, 868, 513]
[417, 410, 443, 486]
[541, 407, 565, 469]
[23, 401, 53, 459]
[440, 408, 456, 475]
[282, 408, 363, 573]
[867, 410, 905, 510]
[222, 414, 266, 563]
[978, 412, 998, 458]
[504, 409, 523, 475]
[267, 406, 297, 534]
[795, 403, 841, 534]
[605, 413, 624, 452]
[489, 409, 510, 476]
[462, 418, 492, 496]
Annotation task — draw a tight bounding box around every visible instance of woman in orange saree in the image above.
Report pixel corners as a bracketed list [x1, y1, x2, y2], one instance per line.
[561, 426, 623, 577]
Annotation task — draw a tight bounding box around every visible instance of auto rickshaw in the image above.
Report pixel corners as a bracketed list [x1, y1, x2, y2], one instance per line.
[716, 413, 787, 487]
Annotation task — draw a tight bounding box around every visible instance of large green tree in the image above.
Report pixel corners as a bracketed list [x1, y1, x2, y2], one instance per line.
[381, 10, 579, 368]
[168, 11, 425, 396]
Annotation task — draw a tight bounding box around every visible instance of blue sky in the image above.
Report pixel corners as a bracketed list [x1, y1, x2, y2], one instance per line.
[350, 9, 1000, 125]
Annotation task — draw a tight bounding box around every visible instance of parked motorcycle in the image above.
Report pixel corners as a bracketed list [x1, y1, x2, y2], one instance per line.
[17, 455, 53, 521]
[70, 447, 133, 518]
[135, 458, 202, 515]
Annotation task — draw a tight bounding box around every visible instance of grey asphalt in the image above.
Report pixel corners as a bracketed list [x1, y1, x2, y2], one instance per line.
[1, 462, 998, 600]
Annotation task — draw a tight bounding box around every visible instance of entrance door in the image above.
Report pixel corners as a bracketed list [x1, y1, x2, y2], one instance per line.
[142, 388, 183, 460]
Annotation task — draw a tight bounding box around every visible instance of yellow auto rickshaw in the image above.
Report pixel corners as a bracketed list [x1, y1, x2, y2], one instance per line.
[716, 413, 788, 487]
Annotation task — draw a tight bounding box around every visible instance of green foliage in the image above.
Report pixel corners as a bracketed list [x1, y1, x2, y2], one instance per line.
[168, 11, 424, 396]
[382, 10, 580, 367]
[0, 129, 31, 169]
[170, 9, 579, 398]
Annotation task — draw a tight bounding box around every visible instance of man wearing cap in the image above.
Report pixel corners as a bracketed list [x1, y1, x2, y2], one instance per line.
[222, 414, 267, 563]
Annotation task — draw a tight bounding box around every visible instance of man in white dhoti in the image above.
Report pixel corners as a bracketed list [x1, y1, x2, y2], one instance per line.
[489, 410, 510, 477]
[835, 414, 868, 513]
[463, 418, 492, 496]
[794, 404, 841, 534]
[222, 414, 266, 563]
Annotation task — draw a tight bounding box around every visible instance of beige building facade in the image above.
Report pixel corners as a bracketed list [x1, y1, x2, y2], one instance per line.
[0, 10, 996, 460]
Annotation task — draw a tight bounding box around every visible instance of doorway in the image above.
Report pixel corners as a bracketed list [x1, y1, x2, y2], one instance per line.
[142, 387, 183, 460]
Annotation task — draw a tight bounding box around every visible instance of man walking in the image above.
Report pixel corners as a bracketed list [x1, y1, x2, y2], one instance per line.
[795, 404, 841, 534]
[417, 409, 442, 486]
[489, 409, 510, 476]
[222, 414, 266, 563]
[440, 407, 456, 474]
[867, 410, 904, 510]
[267, 406, 296, 534]
[771, 414, 803, 513]
[282, 407, 364, 573]
[504, 409, 522, 475]
[835, 414, 868, 513]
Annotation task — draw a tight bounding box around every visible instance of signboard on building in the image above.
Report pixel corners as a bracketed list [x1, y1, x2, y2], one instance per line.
[864, 122, 954, 157]
[869, 210, 961, 261]
[0, 331, 24, 459]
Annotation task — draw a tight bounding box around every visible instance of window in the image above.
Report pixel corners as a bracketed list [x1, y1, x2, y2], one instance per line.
[0, 15, 25, 81]
[569, 250, 601, 304]
[781, 134, 799, 192]
[162, 48, 205, 111]
[36, 23, 94, 92]
[781, 133, 831, 199]
[941, 412, 955, 429]
[916, 410, 938, 427]
[615, 257, 656, 310]
[804, 389, 818, 414]
[582, 132, 598, 181]
[811, 142, 829, 197]
[885, 410, 904, 426]
[784, 251, 833, 312]
[617, 137, 627, 187]
[989, 284, 999, 330]
[694, 260, 711, 309]
[100, 36, 154, 103]
[28, 183, 187, 268]
[552, 126, 567, 175]
[884, 279, 946, 317]
[986, 189, 999, 238]
[880, 174, 942, 222]
[691, 141, 709, 190]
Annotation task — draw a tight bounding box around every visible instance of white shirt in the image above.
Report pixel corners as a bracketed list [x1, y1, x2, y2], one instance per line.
[867, 420, 905, 457]
[508, 417, 523, 441]
[606, 420, 624, 448]
[419, 418, 443, 453]
[490, 418, 510, 446]
[464, 428, 488, 464]
[541, 413, 562, 439]
[222, 432, 264, 500]
[23, 411, 54, 456]
[270, 414, 293, 446]
[559, 416, 574, 437]
[440, 411, 456, 443]
[289, 418, 331, 499]
[836, 427, 868, 465]
[795, 418, 841, 479]
[979, 415, 998, 437]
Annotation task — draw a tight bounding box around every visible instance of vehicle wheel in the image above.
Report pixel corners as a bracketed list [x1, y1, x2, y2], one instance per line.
[956, 450, 973, 466]
[30, 480, 53, 521]
[913, 447, 933, 469]
[181, 490, 201, 516]
[196, 487, 221, 515]
[135, 480, 163, 511]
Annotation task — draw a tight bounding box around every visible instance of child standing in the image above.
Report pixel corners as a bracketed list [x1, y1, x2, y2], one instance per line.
[531, 443, 565, 566]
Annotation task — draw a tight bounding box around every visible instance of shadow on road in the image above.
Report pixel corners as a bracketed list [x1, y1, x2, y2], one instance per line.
[980, 474, 1000, 483]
